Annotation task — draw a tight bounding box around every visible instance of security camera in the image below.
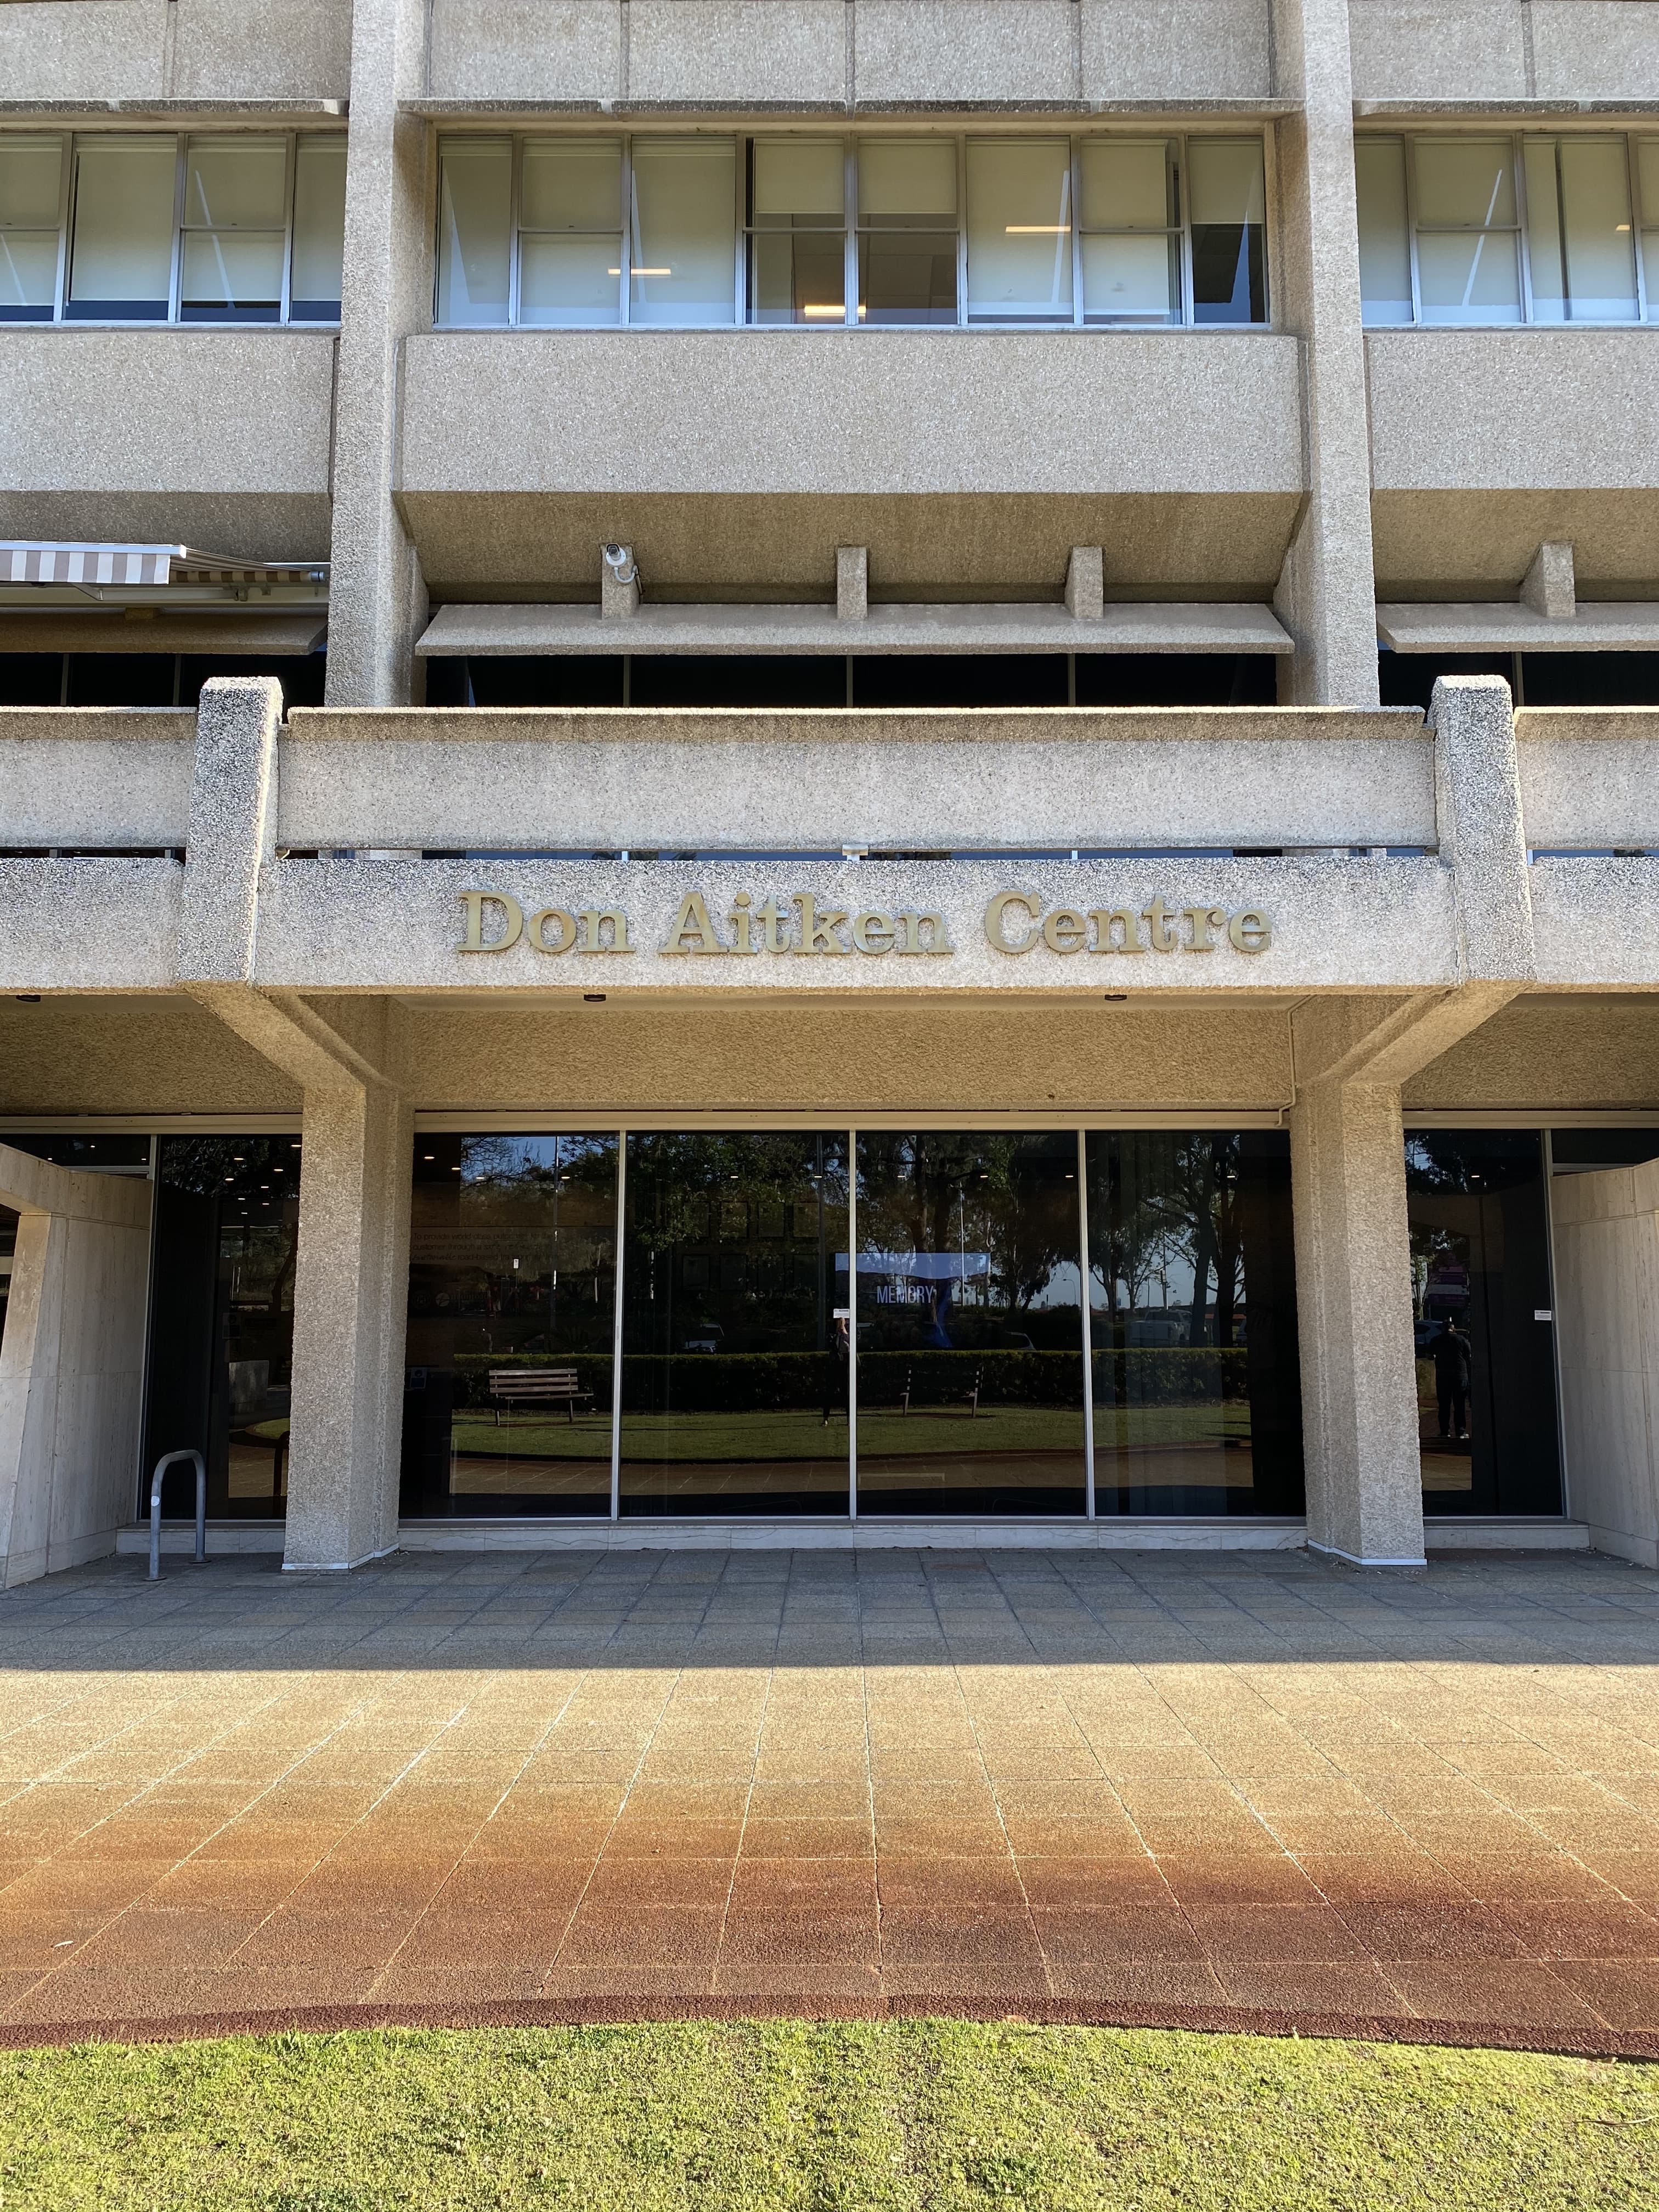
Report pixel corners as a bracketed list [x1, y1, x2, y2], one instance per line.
[602, 544, 637, 586]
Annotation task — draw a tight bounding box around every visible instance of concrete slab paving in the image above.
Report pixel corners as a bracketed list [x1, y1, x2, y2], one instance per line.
[0, 1547, 1655, 2050]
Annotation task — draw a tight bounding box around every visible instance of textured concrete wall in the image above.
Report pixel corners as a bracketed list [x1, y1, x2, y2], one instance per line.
[0, 0, 348, 103]
[275, 708, 1436, 851]
[0, 1147, 151, 1588]
[0, 996, 301, 1116]
[0, 713, 195, 849]
[1350, 0, 1659, 102]
[0, 331, 335, 563]
[1518, 716, 1659, 853]
[1552, 1161, 1659, 1568]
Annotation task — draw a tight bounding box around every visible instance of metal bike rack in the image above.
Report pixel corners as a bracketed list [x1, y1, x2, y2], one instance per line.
[148, 1449, 206, 1582]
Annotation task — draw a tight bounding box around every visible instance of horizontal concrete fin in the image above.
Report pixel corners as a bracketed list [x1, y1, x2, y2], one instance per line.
[0, 712, 195, 845]
[417, 601, 1295, 657]
[275, 709, 1435, 851]
[1379, 603, 1659, 654]
[1517, 709, 1659, 850]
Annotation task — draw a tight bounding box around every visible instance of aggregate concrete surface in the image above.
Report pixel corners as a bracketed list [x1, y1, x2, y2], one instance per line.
[0, 1547, 1656, 2052]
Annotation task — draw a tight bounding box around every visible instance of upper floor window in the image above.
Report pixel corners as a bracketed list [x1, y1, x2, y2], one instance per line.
[1357, 133, 1657, 327]
[435, 132, 1269, 331]
[0, 132, 346, 326]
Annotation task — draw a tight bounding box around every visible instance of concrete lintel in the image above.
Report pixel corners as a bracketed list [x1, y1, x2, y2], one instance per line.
[0, 1144, 150, 1229]
[1293, 984, 1525, 1096]
[182, 984, 403, 1098]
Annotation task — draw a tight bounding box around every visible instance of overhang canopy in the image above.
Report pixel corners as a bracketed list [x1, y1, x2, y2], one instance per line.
[1377, 603, 1659, 653]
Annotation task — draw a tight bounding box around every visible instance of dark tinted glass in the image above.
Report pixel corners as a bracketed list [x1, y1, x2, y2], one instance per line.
[1405, 1129, 1561, 1515]
[1520, 653, 1659, 707]
[144, 1136, 302, 1520]
[857, 231, 957, 322]
[1085, 1130, 1302, 1514]
[1377, 651, 1515, 709]
[1190, 221, 1265, 322]
[0, 1205, 15, 1351]
[628, 656, 846, 708]
[65, 654, 176, 706]
[2, 1133, 151, 1169]
[620, 1132, 849, 1516]
[402, 1134, 618, 1517]
[855, 1131, 1086, 1515]
[179, 654, 326, 708]
[1074, 653, 1277, 707]
[853, 655, 1070, 708]
[442, 656, 627, 708]
[1550, 1128, 1659, 1170]
[0, 656, 64, 707]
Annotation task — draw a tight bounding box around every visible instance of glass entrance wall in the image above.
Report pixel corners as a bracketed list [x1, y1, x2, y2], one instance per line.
[619, 1133, 849, 1516]
[1085, 1131, 1304, 1514]
[402, 1135, 618, 1517]
[143, 1136, 302, 1519]
[855, 1132, 1087, 1515]
[1406, 1129, 1562, 1515]
[399, 1122, 1305, 1521]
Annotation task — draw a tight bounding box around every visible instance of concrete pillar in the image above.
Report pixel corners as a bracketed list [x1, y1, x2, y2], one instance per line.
[283, 1083, 413, 1569]
[1550, 1161, 1659, 1568]
[325, 0, 430, 706]
[1269, 0, 1380, 707]
[1289, 1077, 1426, 1566]
[0, 1146, 151, 1587]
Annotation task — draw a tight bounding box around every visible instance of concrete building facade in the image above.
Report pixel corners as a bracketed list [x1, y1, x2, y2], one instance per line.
[2, 0, 1658, 1579]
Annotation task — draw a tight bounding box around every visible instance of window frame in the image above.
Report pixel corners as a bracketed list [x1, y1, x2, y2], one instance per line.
[1360, 129, 1656, 330]
[0, 129, 346, 328]
[437, 128, 1275, 334]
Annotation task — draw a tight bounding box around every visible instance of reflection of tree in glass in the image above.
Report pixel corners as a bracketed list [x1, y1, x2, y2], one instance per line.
[857, 1135, 1075, 1325]
[629, 1134, 848, 1259]
[160, 1136, 301, 1321]
[1091, 1135, 1246, 1347]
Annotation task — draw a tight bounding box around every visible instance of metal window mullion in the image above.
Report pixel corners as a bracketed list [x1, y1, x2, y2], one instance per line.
[1515, 131, 1540, 326]
[1404, 134, 1423, 326]
[1077, 1128, 1095, 1519]
[734, 132, 746, 325]
[54, 129, 70, 321]
[508, 133, 523, 328]
[1070, 134, 1084, 328]
[1176, 135, 1194, 328]
[280, 131, 296, 325]
[169, 133, 185, 323]
[621, 132, 633, 328]
[844, 136, 857, 326]
[1258, 117, 1277, 327]
[1625, 133, 1651, 322]
[610, 1130, 626, 1519]
[847, 1125, 857, 1519]
[956, 133, 967, 328]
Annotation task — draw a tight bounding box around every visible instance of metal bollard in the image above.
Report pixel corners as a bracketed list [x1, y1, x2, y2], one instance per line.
[148, 1450, 207, 1581]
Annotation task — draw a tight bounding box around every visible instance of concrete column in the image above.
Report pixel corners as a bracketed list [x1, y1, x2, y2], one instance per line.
[1289, 1076, 1426, 1567]
[325, 0, 431, 707]
[283, 1082, 413, 1569]
[0, 1146, 151, 1587]
[1269, 0, 1380, 707]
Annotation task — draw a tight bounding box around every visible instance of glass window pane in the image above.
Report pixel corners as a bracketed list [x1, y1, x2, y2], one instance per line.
[752, 137, 844, 224]
[1407, 1130, 1561, 1517]
[748, 228, 845, 324]
[858, 137, 957, 222]
[629, 137, 736, 326]
[0, 234, 59, 315]
[620, 1133, 849, 1518]
[856, 1132, 1086, 1516]
[1079, 139, 1175, 231]
[1081, 231, 1177, 322]
[1557, 137, 1638, 322]
[521, 137, 622, 231]
[180, 229, 284, 318]
[1639, 137, 1659, 223]
[520, 231, 622, 325]
[1523, 139, 1566, 322]
[144, 1138, 304, 1525]
[858, 230, 956, 322]
[1356, 137, 1413, 325]
[1414, 138, 1517, 228]
[291, 136, 346, 317]
[1188, 139, 1267, 323]
[67, 138, 176, 317]
[435, 139, 510, 326]
[184, 138, 286, 229]
[966, 139, 1073, 323]
[0, 137, 64, 227]
[401, 1135, 618, 1519]
[1417, 228, 1522, 323]
[1086, 1131, 1303, 1516]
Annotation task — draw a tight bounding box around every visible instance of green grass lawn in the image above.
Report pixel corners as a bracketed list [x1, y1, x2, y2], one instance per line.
[1, 2020, 1653, 2211]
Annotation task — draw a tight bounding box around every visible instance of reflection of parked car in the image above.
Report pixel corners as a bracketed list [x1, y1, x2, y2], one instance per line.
[682, 1322, 725, 1352]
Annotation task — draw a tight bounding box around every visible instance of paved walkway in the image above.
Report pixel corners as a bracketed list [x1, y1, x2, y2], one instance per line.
[0, 1547, 1656, 2051]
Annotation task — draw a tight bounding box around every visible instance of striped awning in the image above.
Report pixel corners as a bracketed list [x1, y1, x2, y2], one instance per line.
[3, 543, 187, 588]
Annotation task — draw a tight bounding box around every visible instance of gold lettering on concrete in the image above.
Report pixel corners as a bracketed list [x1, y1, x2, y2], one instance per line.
[794, 894, 849, 954]
[1042, 906, 1087, 954]
[895, 910, 953, 956]
[852, 911, 894, 954]
[1229, 909, 1272, 953]
[579, 907, 634, 953]
[458, 890, 523, 952]
[660, 891, 726, 956]
[1089, 907, 1147, 954]
[985, 890, 1041, 953]
[528, 905, 577, 953]
[753, 893, 791, 953]
[1142, 896, 1180, 953]
[1182, 905, 1228, 952]
[729, 890, 757, 955]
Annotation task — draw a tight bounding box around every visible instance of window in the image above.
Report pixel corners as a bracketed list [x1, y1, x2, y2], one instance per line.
[436, 132, 1272, 330]
[0, 132, 346, 325]
[1358, 133, 1656, 327]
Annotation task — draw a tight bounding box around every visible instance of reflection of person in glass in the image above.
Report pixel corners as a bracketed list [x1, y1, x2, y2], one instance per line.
[822, 1312, 849, 1426]
[1432, 1318, 1471, 1441]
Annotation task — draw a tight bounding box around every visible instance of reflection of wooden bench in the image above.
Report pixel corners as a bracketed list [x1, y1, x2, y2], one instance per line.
[898, 1367, 981, 1417]
[487, 1368, 595, 1425]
